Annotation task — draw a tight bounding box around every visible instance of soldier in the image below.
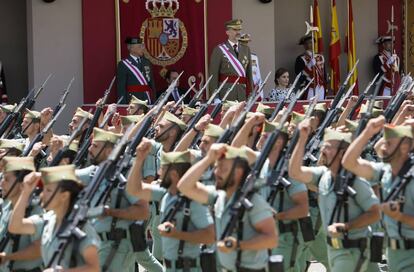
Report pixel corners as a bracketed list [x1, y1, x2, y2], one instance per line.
[177, 144, 278, 272]
[127, 95, 149, 116]
[0, 139, 25, 160]
[238, 34, 262, 93]
[0, 105, 15, 124]
[0, 157, 43, 272]
[209, 19, 253, 101]
[295, 34, 326, 100]
[342, 117, 414, 271]
[289, 120, 381, 272]
[68, 107, 93, 141]
[180, 106, 199, 124]
[21, 110, 42, 147]
[373, 36, 400, 96]
[8, 165, 101, 271]
[117, 37, 156, 104]
[159, 69, 190, 104]
[75, 128, 163, 272]
[127, 146, 215, 271]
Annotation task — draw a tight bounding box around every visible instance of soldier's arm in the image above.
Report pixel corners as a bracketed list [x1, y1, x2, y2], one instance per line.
[1, 240, 41, 262]
[161, 224, 215, 245]
[342, 116, 385, 180]
[219, 102, 246, 129]
[208, 47, 221, 98]
[231, 112, 264, 147]
[117, 62, 128, 104]
[288, 119, 315, 183]
[275, 191, 309, 221]
[175, 114, 211, 152]
[336, 96, 358, 128]
[346, 204, 380, 231]
[105, 199, 149, 221]
[126, 139, 155, 201]
[238, 217, 277, 250]
[71, 245, 100, 272]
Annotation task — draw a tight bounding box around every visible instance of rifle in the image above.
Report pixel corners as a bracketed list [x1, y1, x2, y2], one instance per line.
[170, 83, 196, 112]
[98, 96, 124, 129]
[53, 77, 74, 117]
[73, 76, 115, 167]
[187, 75, 213, 108]
[347, 73, 380, 119]
[384, 162, 414, 209]
[383, 76, 414, 122]
[49, 113, 90, 166]
[304, 82, 355, 163]
[1, 75, 52, 139]
[270, 72, 303, 121]
[220, 86, 303, 245]
[181, 78, 229, 137]
[22, 104, 66, 157]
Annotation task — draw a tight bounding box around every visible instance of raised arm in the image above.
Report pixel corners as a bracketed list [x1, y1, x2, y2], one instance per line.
[175, 114, 211, 151]
[335, 96, 358, 128]
[341, 116, 385, 181]
[232, 112, 265, 147]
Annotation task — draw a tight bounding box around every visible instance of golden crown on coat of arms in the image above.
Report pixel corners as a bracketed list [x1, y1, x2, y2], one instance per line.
[145, 0, 179, 18]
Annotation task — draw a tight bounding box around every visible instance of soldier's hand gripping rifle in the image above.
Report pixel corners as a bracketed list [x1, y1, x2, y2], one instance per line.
[220, 88, 303, 246]
[304, 82, 356, 163]
[383, 161, 414, 211]
[347, 73, 380, 119]
[73, 76, 115, 167]
[383, 75, 414, 122]
[1, 74, 52, 139]
[99, 96, 124, 129]
[46, 128, 131, 269]
[53, 77, 74, 117]
[49, 113, 90, 166]
[22, 105, 66, 157]
[187, 75, 213, 108]
[170, 83, 196, 113]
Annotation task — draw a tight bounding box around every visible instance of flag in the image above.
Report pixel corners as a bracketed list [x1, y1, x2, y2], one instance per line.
[344, 0, 359, 94]
[329, 0, 341, 93]
[313, 0, 324, 53]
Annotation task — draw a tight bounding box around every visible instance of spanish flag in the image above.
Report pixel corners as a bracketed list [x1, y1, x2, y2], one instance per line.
[329, 0, 341, 93]
[313, 0, 323, 53]
[344, 0, 359, 94]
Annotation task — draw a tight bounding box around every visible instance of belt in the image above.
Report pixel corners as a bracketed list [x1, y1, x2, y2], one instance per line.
[388, 238, 414, 250]
[98, 229, 127, 241]
[309, 198, 318, 207]
[164, 258, 197, 269]
[278, 221, 298, 234]
[221, 268, 266, 272]
[219, 74, 248, 85]
[127, 85, 151, 93]
[14, 268, 42, 272]
[327, 237, 367, 250]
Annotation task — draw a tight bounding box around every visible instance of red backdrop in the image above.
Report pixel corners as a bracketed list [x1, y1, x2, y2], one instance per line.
[377, 0, 403, 57]
[82, 0, 232, 104]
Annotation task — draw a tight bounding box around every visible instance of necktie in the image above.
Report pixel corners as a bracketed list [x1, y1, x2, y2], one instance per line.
[233, 44, 238, 58]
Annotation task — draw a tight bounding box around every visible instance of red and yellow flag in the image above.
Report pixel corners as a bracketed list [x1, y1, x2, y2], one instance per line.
[344, 0, 359, 94]
[313, 0, 323, 53]
[329, 0, 341, 93]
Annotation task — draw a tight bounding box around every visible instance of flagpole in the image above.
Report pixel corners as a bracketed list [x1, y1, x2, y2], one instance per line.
[115, 0, 121, 63]
[204, 0, 208, 93]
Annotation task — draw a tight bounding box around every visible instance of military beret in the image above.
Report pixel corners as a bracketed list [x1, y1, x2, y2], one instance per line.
[239, 33, 251, 43]
[223, 145, 256, 166]
[204, 124, 224, 138]
[0, 104, 16, 113]
[383, 125, 413, 140]
[162, 112, 187, 131]
[262, 120, 288, 135]
[59, 135, 79, 152]
[359, 104, 383, 118]
[225, 19, 243, 30]
[25, 109, 41, 121]
[92, 128, 122, 144]
[0, 139, 25, 152]
[125, 37, 143, 45]
[120, 114, 144, 126]
[160, 150, 192, 166]
[323, 128, 352, 144]
[74, 107, 93, 120]
[3, 156, 35, 173]
[290, 111, 305, 125]
[344, 119, 359, 133]
[222, 100, 239, 110]
[41, 164, 81, 185]
[182, 106, 199, 117]
[129, 95, 149, 107]
[256, 103, 274, 116]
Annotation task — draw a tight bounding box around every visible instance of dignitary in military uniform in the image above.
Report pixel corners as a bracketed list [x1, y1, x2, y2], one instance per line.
[373, 36, 400, 96]
[343, 117, 414, 271]
[127, 145, 215, 271]
[117, 37, 156, 104]
[295, 34, 326, 100]
[209, 19, 254, 101]
[178, 144, 278, 272]
[289, 120, 381, 272]
[9, 165, 101, 271]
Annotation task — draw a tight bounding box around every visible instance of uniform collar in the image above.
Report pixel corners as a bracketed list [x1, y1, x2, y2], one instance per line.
[228, 40, 239, 49]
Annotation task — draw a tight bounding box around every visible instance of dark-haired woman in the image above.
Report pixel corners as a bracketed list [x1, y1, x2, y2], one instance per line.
[8, 165, 100, 272]
[267, 68, 293, 102]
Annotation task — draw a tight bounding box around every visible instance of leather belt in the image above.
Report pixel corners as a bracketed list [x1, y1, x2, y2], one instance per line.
[219, 74, 248, 85]
[388, 238, 414, 250]
[278, 221, 298, 234]
[221, 268, 266, 272]
[99, 229, 127, 241]
[164, 258, 197, 269]
[327, 237, 367, 249]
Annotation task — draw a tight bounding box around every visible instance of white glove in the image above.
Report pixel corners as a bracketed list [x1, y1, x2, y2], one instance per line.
[387, 55, 396, 65]
[306, 57, 317, 69]
[213, 98, 221, 104]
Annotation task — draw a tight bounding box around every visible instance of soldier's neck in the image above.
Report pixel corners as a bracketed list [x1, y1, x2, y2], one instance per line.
[228, 38, 238, 44]
[225, 185, 238, 200]
[162, 140, 175, 152]
[54, 202, 70, 227]
[390, 156, 409, 177]
[168, 183, 178, 195]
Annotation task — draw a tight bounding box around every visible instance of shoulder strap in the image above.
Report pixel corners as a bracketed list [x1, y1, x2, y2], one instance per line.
[177, 198, 191, 256]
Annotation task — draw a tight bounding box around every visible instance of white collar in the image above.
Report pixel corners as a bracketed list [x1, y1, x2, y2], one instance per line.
[228, 40, 238, 48]
[130, 54, 140, 62]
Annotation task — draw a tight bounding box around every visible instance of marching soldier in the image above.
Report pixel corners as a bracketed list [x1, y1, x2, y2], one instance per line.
[289, 120, 381, 272]
[239, 34, 262, 91]
[127, 146, 215, 271]
[117, 37, 156, 104]
[343, 117, 414, 271]
[373, 36, 400, 96]
[209, 19, 253, 101]
[295, 34, 326, 100]
[178, 144, 278, 272]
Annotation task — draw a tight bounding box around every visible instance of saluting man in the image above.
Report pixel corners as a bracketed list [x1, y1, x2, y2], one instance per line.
[117, 37, 156, 104]
[209, 19, 254, 102]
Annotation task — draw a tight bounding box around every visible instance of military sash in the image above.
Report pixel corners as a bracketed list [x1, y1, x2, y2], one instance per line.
[218, 44, 246, 77]
[122, 59, 149, 86]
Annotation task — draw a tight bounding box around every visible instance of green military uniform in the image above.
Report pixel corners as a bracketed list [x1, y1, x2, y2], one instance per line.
[117, 37, 156, 104]
[0, 156, 43, 272]
[209, 20, 253, 101]
[367, 125, 414, 272]
[28, 165, 101, 269]
[306, 130, 380, 272]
